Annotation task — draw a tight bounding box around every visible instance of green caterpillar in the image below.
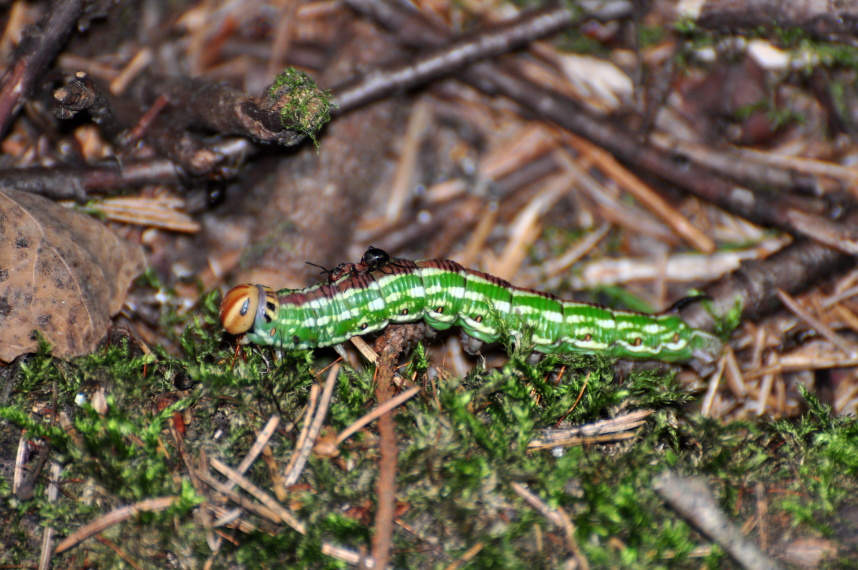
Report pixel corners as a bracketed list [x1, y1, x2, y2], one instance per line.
[220, 250, 723, 364]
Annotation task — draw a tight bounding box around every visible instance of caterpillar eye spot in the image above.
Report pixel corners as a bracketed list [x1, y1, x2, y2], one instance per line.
[436, 306, 444, 313]
[584, 333, 591, 342]
[633, 337, 642, 346]
[360, 323, 368, 330]
[292, 335, 300, 344]
[266, 301, 276, 311]
[239, 299, 250, 316]
[401, 309, 409, 315]
[263, 313, 273, 323]
[474, 315, 482, 323]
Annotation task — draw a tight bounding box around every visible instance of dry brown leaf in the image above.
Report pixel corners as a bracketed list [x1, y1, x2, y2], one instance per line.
[0, 189, 146, 362]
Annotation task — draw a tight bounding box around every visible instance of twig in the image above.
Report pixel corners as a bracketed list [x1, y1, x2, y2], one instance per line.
[553, 150, 677, 243]
[53, 496, 179, 554]
[0, 0, 85, 138]
[54, 71, 113, 124]
[368, 323, 428, 569]
[370, 348, 398, 569]
[334, 2, 585, 114]
[349, 336, 415, 390]
[479, 61, 858, 254]
[653, 471, 783, 570]
[0, 136, 252, 198]
[147, 76, 308, 146]
[691, 0, 858, 42]
[755, 482, 769, 552]
[679, 236, 856, 335]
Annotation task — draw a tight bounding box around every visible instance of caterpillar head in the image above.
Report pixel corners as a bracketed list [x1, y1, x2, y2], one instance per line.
[220, 284, 278, 335]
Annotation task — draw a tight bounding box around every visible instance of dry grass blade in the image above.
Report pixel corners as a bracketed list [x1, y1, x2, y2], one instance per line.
[776, 289, 857, 357]
[528, 410, 654, 450]
[38, 460, 61, 570]
[565, 133, 715, 253]
[208, 458, 366, 566]
[336, 386, 421, 445]
[210, 457, 305, 533]
[236, 415, 280, 475]
[540, 222, 611, 281]
[385, 100, 432, 223]
[198, 471, 282, 525]
[494, 170, 576, 280]
[281, 383, 319, 481]
[283, 363, 339, 486]
[701, 356, 728, 418]
[443, 542, 485, 570]
[510, 482, 588, 569]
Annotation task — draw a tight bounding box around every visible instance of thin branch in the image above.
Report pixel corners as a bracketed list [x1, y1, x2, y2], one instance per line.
[679, 236, 856, 332]
[143, 75, 309, 146]
[53, 496, 179, 555]
[334, 2, 590, 114]
[0, 0, 85, 138]
[693, 0, 858, 43]
[0, 138, 253, 200]
[654, 471, 784, 570]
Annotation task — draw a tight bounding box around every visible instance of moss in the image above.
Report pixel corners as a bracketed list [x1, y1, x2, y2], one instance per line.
[267, 68, 333, 146]
[0, 291, 856, 567]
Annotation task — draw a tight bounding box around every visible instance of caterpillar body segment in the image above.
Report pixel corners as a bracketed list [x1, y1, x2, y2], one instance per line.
[221, 258, 723, 364]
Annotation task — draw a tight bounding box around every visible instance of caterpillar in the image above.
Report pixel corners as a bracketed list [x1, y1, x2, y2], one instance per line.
[220, 250, 723, 364]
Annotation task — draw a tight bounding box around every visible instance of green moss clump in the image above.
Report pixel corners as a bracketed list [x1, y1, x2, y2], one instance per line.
[267, 68, 333, 146]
